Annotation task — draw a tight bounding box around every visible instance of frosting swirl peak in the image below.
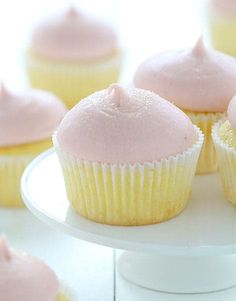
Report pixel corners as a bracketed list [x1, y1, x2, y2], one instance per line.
[134, 38, 236, 112]
[0, 237, 59, 301]
[0, 237, 11, 261]
[56, 85, 195, 164]
[192, 37, 205, 57]
[31, 6, 118, 61]
[106, 84, 128, 107]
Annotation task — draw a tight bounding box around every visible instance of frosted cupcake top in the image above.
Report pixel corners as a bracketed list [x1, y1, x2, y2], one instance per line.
[227, 95, 236, 130]
[209, 0, 236, 16]
[56, 84, 195, 164]
[31, 7, 118, 61]
[0, 236, 59, 301]
[0, 84, 67, 147]
[133, 38, 236, 113]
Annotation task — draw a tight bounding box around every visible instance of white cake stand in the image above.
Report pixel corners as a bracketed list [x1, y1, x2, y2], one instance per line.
[21, 149, 236, 294]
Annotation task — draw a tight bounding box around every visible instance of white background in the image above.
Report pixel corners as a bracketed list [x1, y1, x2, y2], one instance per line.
[2, 1, 232, 300]
[0, 0, 206, 88]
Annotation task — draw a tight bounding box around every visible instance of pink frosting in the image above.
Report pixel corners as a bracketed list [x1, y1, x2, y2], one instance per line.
[56, 84, 195, 164]
[227, 95, 236, 130]
[31, 7, 118, 61]
[133, 38, 236, 113]
[0, 84, 67, 147]
[0, 237, 59, 301]
[210, 0, 236, 16]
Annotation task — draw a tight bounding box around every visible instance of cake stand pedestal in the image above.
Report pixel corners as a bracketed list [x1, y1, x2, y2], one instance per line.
[118, 253, 236, 293]
[21, 149, 236, 294]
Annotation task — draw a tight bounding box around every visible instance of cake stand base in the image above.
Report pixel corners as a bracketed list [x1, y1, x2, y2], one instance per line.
[118, 252, 236, 293]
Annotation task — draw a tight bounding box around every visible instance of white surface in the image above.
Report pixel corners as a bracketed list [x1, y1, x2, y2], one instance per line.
[22, 148, 236, 256]
[118, 252, 236, 293]
[1, 210, 236, 300]
[0, 209, 114, 301]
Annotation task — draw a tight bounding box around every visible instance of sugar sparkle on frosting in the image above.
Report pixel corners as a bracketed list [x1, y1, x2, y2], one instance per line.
[0, 85, 67, 147]
[56, 84, 195, 164]
[134, 38, 236, 113]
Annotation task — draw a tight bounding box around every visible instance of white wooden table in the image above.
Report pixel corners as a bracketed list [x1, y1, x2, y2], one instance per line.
[2, 210, 236, 300]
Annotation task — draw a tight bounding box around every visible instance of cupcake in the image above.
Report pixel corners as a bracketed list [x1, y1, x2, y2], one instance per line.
[0, 84, 67, 207]
[53, 84, 203, 226]
[25, 7, 122, 108]
[212, 96, 236, 205]
[0, 236, 69, 300]
[133, 38, 236, 174]
[208, 0, 236, 57]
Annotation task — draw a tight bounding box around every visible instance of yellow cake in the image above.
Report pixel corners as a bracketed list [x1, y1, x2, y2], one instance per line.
[212, 96, 236, 205]
[184, 111, 224, 173]
[218, 120, 236, 148]
[57, 292, 70, 301]
[25, 7, 123, 108]
[26, 49, 122, 109]
[0, 139, 52, 207]
[0, 84, 66, 207]
[54, 84, 203, 226]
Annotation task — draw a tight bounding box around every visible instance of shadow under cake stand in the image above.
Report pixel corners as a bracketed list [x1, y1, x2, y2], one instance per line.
[21, 149, 236, 294]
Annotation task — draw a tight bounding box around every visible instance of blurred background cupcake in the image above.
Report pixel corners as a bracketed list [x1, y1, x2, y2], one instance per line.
[213, 96, 236, 205]
[53, 84, 203, 226]
[208, 0, 236, 57]
[0, 84, 67, 207]
[25, 6, 123, 108]
[0, 236, 69, 301]
[133, 38, 236, 174]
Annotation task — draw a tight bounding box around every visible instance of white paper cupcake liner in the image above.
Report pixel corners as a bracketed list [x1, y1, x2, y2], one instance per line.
[53, 126, 203, 226]
[186, 111, 225, 174]
[25, 49, 123, 108]
[212, 120, 236, 205]
[0, 154, 36, 207]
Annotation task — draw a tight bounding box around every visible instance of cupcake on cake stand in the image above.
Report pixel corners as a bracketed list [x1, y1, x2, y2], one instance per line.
[21, 148, 236, 294]
[21, 84, 236, 297]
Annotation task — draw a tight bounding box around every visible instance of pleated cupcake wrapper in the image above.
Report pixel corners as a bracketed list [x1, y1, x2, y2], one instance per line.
[25, 49, 123, 108]
[212, 120, 236, 205]
[53, 126, 203, 226]
[186, 111, 225, 174]
[0, 154, 35, 207]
